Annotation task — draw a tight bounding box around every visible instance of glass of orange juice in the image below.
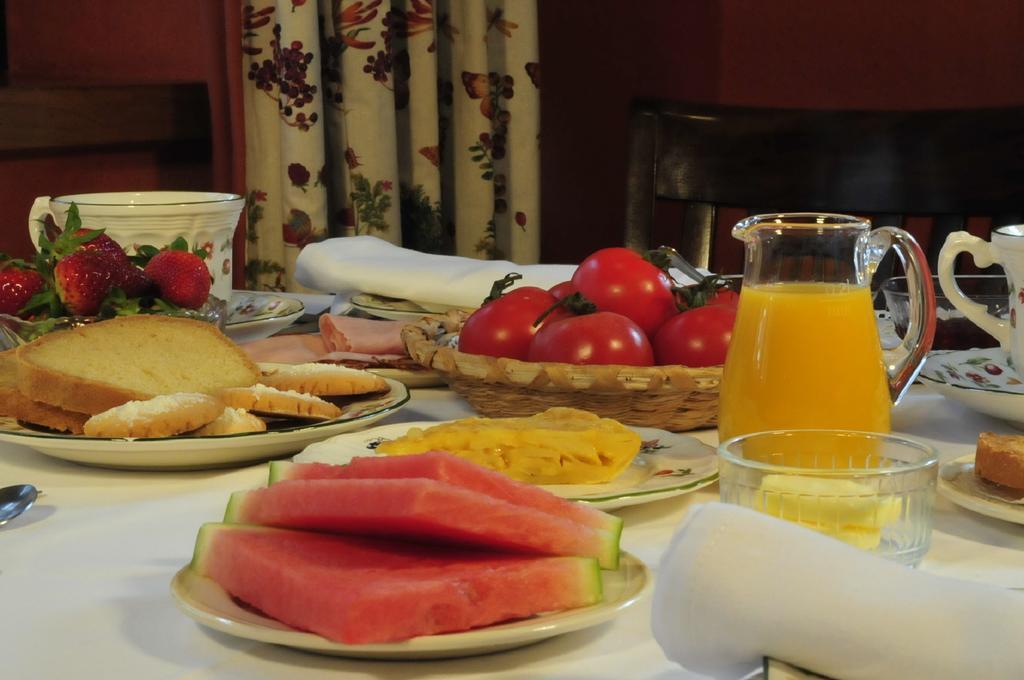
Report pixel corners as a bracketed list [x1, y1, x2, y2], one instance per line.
[718, 214, 937, 461]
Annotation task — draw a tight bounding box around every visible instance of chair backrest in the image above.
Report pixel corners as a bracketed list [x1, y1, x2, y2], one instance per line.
[624, 99, 1024, 272]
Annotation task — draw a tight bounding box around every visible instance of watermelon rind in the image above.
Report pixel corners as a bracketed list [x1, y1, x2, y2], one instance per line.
[267, 461, 295, 484]
[223, 491, 247, 523]
[191, 522, 220, 573]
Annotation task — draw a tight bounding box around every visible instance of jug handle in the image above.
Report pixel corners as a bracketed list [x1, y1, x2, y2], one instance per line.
[936, 231, 1009, 348]
[27, 196, 52, 252]
[869, 226, 937, 404]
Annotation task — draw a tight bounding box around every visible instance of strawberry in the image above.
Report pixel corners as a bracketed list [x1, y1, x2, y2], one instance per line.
[54, 251, 119, 316]
[0, 264, 45, 318]
[117, 263, 154, 298]
[73, 229, 130, 264]
[144, 250, 211, 309]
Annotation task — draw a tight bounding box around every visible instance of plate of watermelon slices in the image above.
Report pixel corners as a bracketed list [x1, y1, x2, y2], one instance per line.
[295, 422, 719, 510]
[171, 551, 650, 659]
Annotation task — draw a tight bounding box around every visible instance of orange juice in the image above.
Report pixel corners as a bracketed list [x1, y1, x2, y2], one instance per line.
[718, 282, 891, 466]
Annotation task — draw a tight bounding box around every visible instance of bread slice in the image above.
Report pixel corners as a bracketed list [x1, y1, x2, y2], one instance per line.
[16, 316, 259, 415]
[83, 393, 224, 438]
[0, 349, 88, 434]
[975, 431, 1024, 491]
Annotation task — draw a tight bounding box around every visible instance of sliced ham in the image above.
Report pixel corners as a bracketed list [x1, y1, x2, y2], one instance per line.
[319, 315, 407, 355]
[241, 334, 328, 364]
[241, 315, 413, 367]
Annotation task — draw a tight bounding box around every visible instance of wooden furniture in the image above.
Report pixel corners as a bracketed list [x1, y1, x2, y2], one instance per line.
[0, 83, 210, 152]
[624, 100, 1024, 271]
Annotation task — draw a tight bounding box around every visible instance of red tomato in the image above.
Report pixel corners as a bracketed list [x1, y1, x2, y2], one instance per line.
[653, 305, 736, 367]
[459, 287, 566, 360]
[527, 312, 654, 366]
[707, 288, 740, 308]
[571, 248, 677, 337]
[548, 280, 577, 301]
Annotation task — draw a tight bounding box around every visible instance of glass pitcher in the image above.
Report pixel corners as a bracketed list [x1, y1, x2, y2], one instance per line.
[718, 213, 936, 443]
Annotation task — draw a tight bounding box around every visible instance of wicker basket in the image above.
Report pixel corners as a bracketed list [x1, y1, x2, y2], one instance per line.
[402, 311, 722, 432]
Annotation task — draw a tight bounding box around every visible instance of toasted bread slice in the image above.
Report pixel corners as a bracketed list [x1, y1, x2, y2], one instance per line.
[17, 316, 259, 415]
[0, 349, 88, 434]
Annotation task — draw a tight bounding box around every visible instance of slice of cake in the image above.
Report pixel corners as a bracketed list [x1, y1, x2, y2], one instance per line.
[16, 316, 259, 415]
[975, 432, 1024, 491]
[0, 349, 88, 433]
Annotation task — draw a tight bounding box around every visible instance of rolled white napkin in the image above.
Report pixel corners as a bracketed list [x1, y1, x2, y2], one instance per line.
[294, 236, 576, 312]
[652, 502, 1024, 680]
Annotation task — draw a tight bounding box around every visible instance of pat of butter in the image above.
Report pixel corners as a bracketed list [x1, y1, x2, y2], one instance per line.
[754, 474, 902, 536]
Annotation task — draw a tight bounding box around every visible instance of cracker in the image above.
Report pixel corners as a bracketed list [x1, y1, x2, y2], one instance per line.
[192, 407, 268, 436]
[220, 384, 342, 421]
[83, 393, 223, 438]
[258, 362, 388, 397]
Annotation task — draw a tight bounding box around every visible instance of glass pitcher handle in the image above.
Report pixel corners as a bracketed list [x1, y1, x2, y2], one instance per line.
[866, 227, 937, 404]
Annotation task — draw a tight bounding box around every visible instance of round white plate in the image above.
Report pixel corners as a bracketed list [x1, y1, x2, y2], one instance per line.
[919, 349, 1024, 429]
[0, 379, 409, 471]
[225, 291, 305, 343]
[350, 292, 474, 321]
[938, 454, 1024, 525]
[295, 422, 718, 510]
[171, 551, 650, 659]
[366, 367, 446, 388]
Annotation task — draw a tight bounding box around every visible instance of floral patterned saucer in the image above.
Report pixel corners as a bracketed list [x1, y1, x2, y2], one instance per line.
[919, 349, 1024, 428]
[295, 421, 718, 510]
[224, 291, 305, 343]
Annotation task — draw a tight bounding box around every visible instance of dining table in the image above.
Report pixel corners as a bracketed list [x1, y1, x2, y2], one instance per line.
[4, 367, 1024, 678]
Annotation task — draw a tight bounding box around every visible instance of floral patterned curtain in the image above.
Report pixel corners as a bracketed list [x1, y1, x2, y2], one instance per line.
[241, 0, 541, 291]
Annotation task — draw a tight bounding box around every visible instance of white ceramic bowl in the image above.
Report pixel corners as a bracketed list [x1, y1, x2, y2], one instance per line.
[29, 191, 244, 300]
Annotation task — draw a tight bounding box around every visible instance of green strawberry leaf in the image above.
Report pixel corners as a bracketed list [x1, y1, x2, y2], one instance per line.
[63, 204, 82, 232]
[168, 237, 190, 252]
[21, 288, 62, 318]
[192, 246, 208, 260]
[129, 245, 161, 268]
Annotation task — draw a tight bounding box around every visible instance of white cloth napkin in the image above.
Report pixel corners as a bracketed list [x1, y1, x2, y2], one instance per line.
[652, 502, 1024, 680]
[294, 235, 577, 312]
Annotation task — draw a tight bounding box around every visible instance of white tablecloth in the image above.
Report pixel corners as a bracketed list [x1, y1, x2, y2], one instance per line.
[3, 386, 1023, 679]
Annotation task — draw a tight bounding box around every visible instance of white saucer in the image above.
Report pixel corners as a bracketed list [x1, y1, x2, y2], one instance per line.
[939, 454, 1024, 525]
[295, 421, 719, 510]
[918, 349, 1024, 428]
[171, 552, 650, 659]
[225, 291, 305, 343]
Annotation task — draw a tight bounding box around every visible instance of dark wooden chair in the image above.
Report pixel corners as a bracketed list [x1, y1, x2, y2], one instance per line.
[623, 99, 1024, 274]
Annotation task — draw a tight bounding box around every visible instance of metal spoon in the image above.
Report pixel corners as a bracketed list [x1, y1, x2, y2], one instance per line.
[657, 245, 707, 284]
[0, 484, 38, 526]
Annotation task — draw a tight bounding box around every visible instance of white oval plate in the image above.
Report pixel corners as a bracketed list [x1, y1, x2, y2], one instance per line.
[350, 292, 474, 321]
[0, 380, 409, 471]
[295, 422, 718, 510]
[225, 291, 306, 343]
[938, 454, 1024, 525]
[919, 349, 1024, 429]
[171, 551, 649, 660]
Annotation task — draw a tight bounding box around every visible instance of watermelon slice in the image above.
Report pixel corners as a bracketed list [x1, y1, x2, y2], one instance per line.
[268, 451, 622, 535]
[192, 523, 603, 644]
[225, 477, 621, 569]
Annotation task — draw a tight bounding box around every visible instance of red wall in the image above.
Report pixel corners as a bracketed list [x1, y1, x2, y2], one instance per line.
[5, 1, 1022, 269]
[538, 0, 1024, 266]
[0, 0, 239, 260]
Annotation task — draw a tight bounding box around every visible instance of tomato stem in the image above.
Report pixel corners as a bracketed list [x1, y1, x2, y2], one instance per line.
[532, 291, 597, 327]
[483, 272, 523, 304]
